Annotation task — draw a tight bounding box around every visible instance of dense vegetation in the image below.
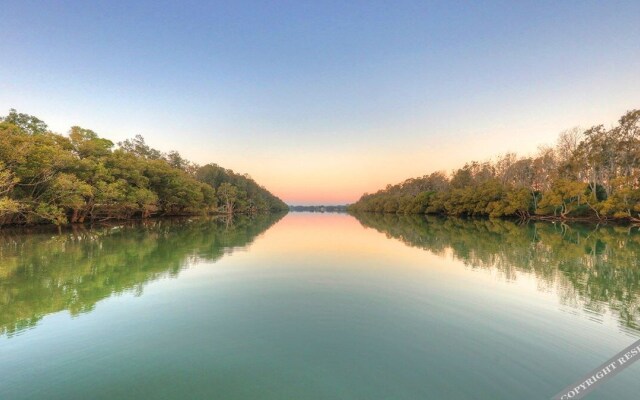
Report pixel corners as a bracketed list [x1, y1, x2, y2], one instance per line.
[349, 109, 640, 221]
[0, 213, 284, 336]
[354, 213, 640, 333]
[0, 109, 287, 226]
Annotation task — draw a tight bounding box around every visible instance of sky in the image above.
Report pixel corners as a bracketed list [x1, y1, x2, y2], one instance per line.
[1, 1, 639, 205]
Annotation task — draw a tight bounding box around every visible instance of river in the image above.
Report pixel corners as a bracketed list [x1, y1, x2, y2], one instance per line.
[1, 213, 639, 399]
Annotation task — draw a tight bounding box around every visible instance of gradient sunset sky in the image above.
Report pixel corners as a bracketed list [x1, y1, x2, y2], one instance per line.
[1, 1, 639, 205]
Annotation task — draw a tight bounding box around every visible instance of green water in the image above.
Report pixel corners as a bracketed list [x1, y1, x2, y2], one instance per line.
[1, 213, 640, 399]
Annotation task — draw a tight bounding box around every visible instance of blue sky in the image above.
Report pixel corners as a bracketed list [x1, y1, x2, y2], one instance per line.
[1, 1, 639, 204]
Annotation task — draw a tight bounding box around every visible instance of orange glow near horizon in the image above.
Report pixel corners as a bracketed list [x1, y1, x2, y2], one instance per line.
[180, 103, 634, 206]
[210, 128, 565, 205]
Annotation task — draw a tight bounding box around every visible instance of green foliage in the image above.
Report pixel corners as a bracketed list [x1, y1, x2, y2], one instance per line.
[536, 179, 587, 217]
[1, 108, 48, 135]
[0, 109, 287, 226]
[196, 164, 287, 213]
[349, 109, 640, 221]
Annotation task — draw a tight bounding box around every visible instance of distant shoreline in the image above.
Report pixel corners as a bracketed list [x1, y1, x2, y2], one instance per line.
[288, 205, 349, 213]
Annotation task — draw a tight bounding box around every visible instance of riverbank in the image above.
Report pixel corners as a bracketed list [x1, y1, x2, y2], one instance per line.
[0, 210, 289, 233]
[348, 210, 640, 226]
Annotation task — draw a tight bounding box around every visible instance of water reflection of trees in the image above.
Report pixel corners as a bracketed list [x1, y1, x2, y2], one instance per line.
[353, 213, 640, 333]
[0, 214, 285, 337]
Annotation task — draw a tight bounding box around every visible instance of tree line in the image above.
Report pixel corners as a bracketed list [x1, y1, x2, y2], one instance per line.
[349, 109, 640, 222]
[0, 109, 287, 226]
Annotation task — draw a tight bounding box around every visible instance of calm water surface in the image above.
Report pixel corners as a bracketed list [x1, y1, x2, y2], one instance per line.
[1, 213, 640, 399]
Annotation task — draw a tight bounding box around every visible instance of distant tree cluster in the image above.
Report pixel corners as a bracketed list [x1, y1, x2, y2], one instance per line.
[0, 109, 287, 226]
[349, 109, 640, 222]
[289, 205, 348, 212]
